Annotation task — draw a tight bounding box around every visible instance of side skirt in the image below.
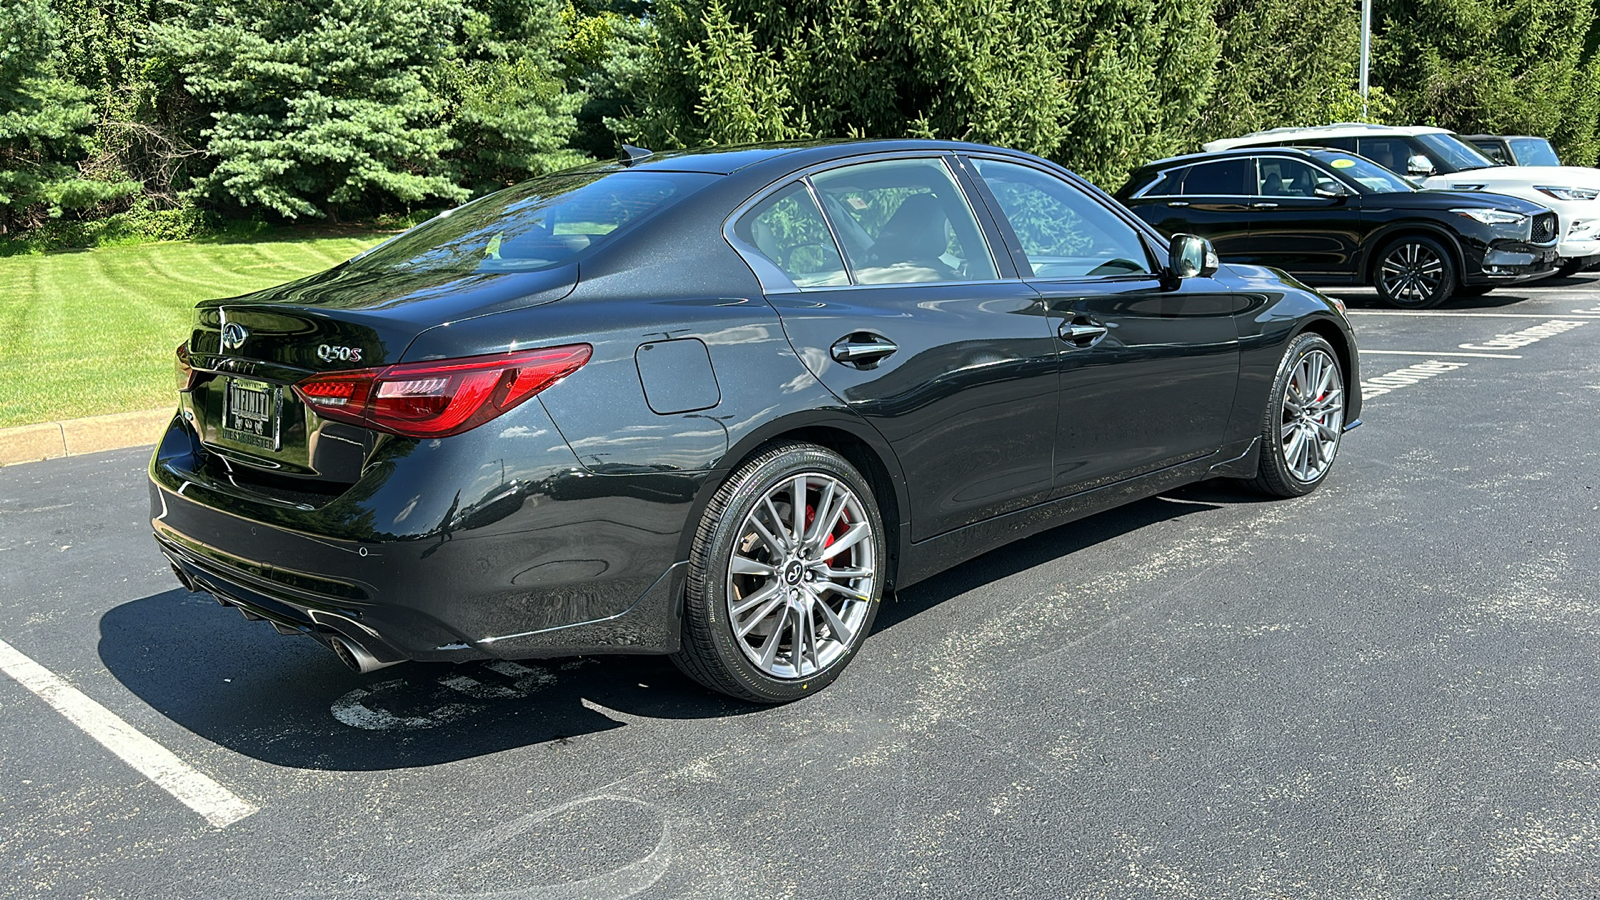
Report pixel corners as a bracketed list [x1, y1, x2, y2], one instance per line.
[895, 455, 1219, 589]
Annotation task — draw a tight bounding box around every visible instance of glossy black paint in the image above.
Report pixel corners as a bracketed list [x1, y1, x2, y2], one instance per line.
[151, 140, 1361, 669]
[1117, 147, 1559, 288]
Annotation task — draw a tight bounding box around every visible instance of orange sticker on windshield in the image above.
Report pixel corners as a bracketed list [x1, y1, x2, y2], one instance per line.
[1330, 158, 1356, 168]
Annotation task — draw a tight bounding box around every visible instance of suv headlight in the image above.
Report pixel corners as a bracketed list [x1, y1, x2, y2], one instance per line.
[1534, 186, 1600, 201]
[1451, 208, 1528, 225]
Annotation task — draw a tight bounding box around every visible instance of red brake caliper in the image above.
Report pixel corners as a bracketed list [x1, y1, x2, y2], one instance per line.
[803, 503, 850, 559]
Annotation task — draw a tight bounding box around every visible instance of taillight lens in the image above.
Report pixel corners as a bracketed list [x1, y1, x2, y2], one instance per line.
[176, 341, 197, 392]
[293, 344, 591, 438]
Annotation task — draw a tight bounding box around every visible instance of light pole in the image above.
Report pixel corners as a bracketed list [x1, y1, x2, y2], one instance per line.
[1359, 0, 1372, 120]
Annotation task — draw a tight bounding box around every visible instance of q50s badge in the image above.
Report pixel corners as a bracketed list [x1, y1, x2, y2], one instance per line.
[318, 344, 363, 363]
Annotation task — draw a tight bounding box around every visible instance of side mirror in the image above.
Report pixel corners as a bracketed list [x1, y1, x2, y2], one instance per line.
[1168, 233, 1219, 279]
[1406, 154, 1436, 177]
[1313, 179, 1348, 199]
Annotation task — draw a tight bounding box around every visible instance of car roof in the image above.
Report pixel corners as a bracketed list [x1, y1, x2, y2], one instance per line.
[1133, 145, 1334, 173]
[1459, 134, 1544, 142]
[586, 139, 1024, 176]
[1203, 123, 1453, 152]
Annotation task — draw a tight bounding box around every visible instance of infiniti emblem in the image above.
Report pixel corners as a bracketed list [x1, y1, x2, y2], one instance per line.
[221, 322, 250, 351]
[784, 561, 804, 585]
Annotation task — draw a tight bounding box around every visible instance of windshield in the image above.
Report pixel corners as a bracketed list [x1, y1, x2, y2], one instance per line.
[350, 170, 718, 273]
[1416, 133, 1499, 173]
[1310, 151, 1414, 193]
[1509, 137, 1562, 166]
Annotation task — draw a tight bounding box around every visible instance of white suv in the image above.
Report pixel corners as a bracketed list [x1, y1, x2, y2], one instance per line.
[1205, 124, 1600, 274]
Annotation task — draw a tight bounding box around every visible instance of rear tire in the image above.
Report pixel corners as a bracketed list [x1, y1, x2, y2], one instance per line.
[671, 442, 886, 703]
[1249, 334, 1346, 498]
[1374, 235, 1455, 309]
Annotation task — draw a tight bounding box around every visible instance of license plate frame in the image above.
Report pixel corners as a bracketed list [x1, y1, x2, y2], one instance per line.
[221, 377, 282, 451]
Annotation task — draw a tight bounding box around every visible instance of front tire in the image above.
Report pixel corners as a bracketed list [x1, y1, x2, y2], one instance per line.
[672, 442, 886, 703]
[1249, 334, 1346, 498]
[1374, 235, 1455, 309]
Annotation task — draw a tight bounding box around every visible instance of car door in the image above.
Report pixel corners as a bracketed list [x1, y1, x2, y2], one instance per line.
[1243, 154, 1365, 277]
[733, 156, 1060, 541]
[1122, 158, 1254, 257]
[962, 155, 1241, 497]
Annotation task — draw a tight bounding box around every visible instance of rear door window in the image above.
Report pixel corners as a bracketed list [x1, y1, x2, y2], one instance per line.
[809, 157, 997, 284]
[1177, 160, 1252, 196]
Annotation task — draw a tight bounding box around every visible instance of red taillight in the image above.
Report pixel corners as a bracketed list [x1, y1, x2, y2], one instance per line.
[293, 344, 591, 438]
[176, 341, 197, 392]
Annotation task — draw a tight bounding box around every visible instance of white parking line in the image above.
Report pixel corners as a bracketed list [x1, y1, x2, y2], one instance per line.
[1349, 311, 1600, 319]
[1359, 350, 1522, 359]
[0, 637, 257, 828]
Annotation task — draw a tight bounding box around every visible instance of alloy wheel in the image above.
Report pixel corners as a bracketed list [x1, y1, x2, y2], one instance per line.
[1379, 242, 1445, 305]
[1278, 348, 1344, 483]
[725, 473, 877, 680]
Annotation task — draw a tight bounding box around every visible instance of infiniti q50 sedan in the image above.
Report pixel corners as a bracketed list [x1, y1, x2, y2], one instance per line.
[151, 140, 1361, 703]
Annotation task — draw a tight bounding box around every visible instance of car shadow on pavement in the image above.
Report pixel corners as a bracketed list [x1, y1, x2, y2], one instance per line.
[97, 592, 758, 771]
[97, 481, 1249, 771]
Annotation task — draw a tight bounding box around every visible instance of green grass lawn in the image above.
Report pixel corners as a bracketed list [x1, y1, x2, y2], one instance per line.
[0, 235, 384, 428]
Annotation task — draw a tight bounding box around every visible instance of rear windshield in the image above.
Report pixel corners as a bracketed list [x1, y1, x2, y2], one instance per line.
[349, 170, 718, 273]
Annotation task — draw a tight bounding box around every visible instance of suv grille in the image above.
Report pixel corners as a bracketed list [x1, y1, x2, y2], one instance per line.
[1532, 212, 1558, 244]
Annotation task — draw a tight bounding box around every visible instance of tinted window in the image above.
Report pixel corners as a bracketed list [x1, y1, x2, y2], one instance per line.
[1471, 140, 1510, 164]
[810, 158, 997, 284]
[1355, 137, 1411, 173]
[1256, 157, 1326, 197]
[1311, 137, 1358, 152]
[352, 170, 716, 274]
[735, 183, 849, 288]
[1137, 169, 1186, 197]
[1179, 159, 1251, 196]
[1509, 137, 1562, 166]
[973, 158, 1152, 278]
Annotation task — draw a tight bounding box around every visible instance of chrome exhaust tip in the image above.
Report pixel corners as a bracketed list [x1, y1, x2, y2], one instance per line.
[170, 563, 198, 593]
[329, 636, 400, 674]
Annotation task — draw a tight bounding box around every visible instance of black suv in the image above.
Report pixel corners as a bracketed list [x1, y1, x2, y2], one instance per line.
[1115, 147, 1559, 307]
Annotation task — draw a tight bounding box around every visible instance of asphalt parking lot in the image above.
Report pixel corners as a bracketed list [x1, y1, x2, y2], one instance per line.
[3, 274, 1599, 899]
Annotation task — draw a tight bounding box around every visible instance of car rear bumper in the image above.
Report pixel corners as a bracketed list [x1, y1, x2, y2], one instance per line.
[148, 409, 693, 664]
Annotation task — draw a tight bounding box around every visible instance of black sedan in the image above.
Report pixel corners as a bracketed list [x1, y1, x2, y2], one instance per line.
[1116, 147, 1559, 308]
[151, 140, 1361, 702]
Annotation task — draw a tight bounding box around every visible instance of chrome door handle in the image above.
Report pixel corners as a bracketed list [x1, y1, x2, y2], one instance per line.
[831, 334, 899, 367]
[1249, 201, 1280, 209]
[1058, 321, 1108, 347]
[1166, 201, 1190, 207]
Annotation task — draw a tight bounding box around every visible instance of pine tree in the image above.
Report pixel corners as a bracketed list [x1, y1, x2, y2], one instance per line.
[615, 0, 1222, 190]
[434, 0, 589, 194]
[1202, 0, 1363, 141]
[0, 0, 136, 234]
[1375, 0, 1600, 165]
[153, 0, 470, 219]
